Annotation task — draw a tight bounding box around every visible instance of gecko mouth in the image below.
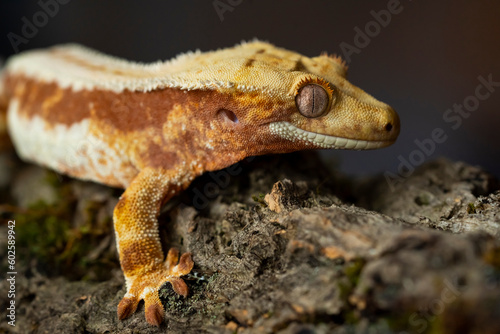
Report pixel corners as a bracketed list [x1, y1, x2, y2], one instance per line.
[269, 121, 392, 150]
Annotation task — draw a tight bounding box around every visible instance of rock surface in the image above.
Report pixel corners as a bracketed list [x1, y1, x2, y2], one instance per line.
[0, 151, 499, 334]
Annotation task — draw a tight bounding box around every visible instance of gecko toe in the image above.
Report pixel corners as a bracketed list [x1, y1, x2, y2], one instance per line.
[144, 290, 165, 326]
[117, 248, 194, 324]
[170, 277, 189, 297]
[165, 248, 180, 270]
[145, 301, 164, 326]
[176, 252, 194, 275]
[117, 295, 139, 320]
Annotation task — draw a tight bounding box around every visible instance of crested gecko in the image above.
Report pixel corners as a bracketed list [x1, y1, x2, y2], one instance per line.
[0, 41, 400, 326]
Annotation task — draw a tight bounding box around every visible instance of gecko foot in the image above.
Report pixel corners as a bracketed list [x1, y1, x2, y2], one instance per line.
[117, 248, 194, 326]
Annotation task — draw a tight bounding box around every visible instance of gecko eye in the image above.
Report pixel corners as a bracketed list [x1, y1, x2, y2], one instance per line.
[295, 84, 329, 118]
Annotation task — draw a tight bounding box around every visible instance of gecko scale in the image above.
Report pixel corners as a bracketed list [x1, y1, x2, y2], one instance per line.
[0, 41, 400, 325]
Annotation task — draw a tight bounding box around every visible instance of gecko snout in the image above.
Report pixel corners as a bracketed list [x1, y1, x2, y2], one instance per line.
[380, 106, 400, 142]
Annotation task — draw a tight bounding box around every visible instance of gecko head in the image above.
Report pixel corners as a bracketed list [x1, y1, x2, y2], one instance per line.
[201, 41, 400, 156]
[264, 72, 400, 151]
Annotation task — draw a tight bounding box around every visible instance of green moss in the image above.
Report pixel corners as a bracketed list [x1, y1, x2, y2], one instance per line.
[344, 258, 365, 286]
[162, 290, 189, 314]
[160, 272, 225, 322]
[14, 181, 115, 280]
[382, 300, 454, 333]
[15, 200, 72, 263]
[341, 308, 360, 325]
[383, 313, 428, 334]
[44, 171, 65, 189]
[337, 280, 351, 303]
[252, 193, 267, 207]
[415, 193, 431, 206]
[467, 203, 477, 214]
[337, 258, 366, 324]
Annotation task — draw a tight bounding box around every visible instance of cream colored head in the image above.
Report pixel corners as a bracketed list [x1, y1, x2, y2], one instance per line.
[176, 40, 400, 152]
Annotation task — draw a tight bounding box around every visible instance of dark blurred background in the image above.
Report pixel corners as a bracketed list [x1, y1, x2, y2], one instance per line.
[1, 0, 499, 179]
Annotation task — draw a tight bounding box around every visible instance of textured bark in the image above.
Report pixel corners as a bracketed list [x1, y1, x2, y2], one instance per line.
[1, 152, 499, 334]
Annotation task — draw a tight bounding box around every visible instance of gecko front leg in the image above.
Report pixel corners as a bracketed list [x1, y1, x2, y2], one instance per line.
[114, 167, 194, 326]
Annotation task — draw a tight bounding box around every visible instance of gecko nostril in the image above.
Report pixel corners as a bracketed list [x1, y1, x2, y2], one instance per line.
[385, 123, 393, 132]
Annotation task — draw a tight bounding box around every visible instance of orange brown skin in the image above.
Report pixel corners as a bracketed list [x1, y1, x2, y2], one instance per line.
[1, 41, 400, 326]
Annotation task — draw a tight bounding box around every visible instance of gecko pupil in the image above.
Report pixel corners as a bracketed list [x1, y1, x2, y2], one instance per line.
[296, 84, 329, 118]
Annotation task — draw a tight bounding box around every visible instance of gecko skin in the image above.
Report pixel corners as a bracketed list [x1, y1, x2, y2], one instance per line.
[0, 41, 399, 325]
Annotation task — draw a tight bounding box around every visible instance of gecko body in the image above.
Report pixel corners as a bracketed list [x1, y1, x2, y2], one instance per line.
[0, 41, 399, 325]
